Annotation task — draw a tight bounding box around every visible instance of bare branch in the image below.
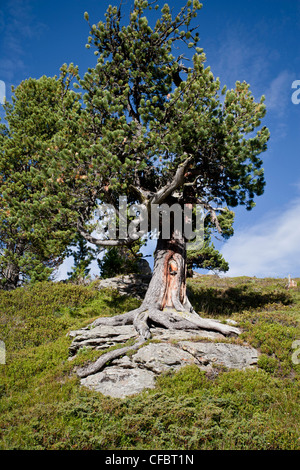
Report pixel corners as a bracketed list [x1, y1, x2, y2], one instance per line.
[77, 220, 135, 247]
[151, 156, 193, 205]
[198, 200, 224, 234]
[129, 184, 152, 203]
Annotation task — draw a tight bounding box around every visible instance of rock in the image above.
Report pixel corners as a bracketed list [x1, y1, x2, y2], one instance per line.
[178, 341, 258, 370]
[69, 324, 259, 398]
[131, 343, 196, 374]
[137, 258, 152, 275]
[69, 325, 223, 357]
[95, 273, 151, 299]
[69, 324, 138, 357]
[152, 328, 224, 342]
[225, 319, 239, 326]
[80, 366, 156, 399]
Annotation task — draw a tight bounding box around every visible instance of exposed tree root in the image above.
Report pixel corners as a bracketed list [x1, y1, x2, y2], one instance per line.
[76, 337, 147, 378]
[75, 304, 240, 379]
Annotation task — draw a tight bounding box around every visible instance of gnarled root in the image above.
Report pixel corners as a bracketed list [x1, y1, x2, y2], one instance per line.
[75, 303, 240, 379]
[74, 234, 242, 379]
[76, 337, 146, 378]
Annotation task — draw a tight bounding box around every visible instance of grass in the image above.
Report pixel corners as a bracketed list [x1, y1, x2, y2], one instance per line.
[0, 276, 299, 450]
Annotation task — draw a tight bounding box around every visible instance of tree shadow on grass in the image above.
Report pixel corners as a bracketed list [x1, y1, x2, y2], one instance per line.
[187, 284, 292, 317]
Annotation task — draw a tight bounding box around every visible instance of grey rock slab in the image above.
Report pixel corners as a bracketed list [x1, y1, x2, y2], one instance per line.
[80, 366, 156, 398]
[69, 324, 137, 339]
[69, 325, 224, 357]
[179, 341, 258, 369]
[69, 324, 138, 356]
[95, 274, 151, 299]
[152, 327, 225, 342]
[71, 324, 259, 398]
[79, 340, 259, 398]
[131, 342, 196, 374]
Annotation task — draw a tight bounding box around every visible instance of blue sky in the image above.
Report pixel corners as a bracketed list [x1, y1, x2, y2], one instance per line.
[0, 0, 300, 279]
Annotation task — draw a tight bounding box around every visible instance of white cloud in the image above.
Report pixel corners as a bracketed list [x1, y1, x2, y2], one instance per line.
[221, 198, 300, 278]
[264, 70, 293, 116]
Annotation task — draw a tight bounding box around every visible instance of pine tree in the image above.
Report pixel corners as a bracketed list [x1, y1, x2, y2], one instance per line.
[67, 234, 97, 282]
[67, 0, 269, 350]
[0, 69, 80, 288]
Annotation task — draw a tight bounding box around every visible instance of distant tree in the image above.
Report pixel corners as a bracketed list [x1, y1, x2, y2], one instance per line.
[187, 208, 235, 276]
[0, 70, 79, 289]
[98, 236, 146, 279]
[67, 233, 97, 282]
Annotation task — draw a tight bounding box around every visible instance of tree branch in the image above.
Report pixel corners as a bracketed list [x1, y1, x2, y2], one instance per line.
[198, 200, 225, 234]
[151, 156, 193, 205]
[77, 220, 135, 247]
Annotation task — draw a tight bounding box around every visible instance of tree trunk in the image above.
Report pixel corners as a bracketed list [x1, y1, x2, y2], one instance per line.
[88, 230, 241, 339]
[2, 262, 20, 290]
[143, 232, 189, 313]
[132, 230, 241, 338]
[0, 239, 25, 290]
[1, 249, 20, 290]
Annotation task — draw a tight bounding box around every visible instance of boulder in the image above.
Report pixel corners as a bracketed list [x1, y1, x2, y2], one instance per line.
[80, 367, 156, 399]
[136, 258, 152, 275]
[95, 273, 151, 299]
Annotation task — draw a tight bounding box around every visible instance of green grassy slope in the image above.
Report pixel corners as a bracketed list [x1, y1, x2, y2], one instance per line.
[0, 276, 299, 450]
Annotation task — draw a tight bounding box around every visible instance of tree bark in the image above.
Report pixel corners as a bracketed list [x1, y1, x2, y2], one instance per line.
[142, 232, 189, 312]
[2, 262, 20, 290]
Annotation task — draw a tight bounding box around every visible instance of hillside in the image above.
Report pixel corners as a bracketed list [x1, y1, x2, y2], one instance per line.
[0, 275, 299, 450]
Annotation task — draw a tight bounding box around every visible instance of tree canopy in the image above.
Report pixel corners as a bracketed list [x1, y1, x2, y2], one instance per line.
[75, 0, 269, 245]
[0, 0, 270, 288]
